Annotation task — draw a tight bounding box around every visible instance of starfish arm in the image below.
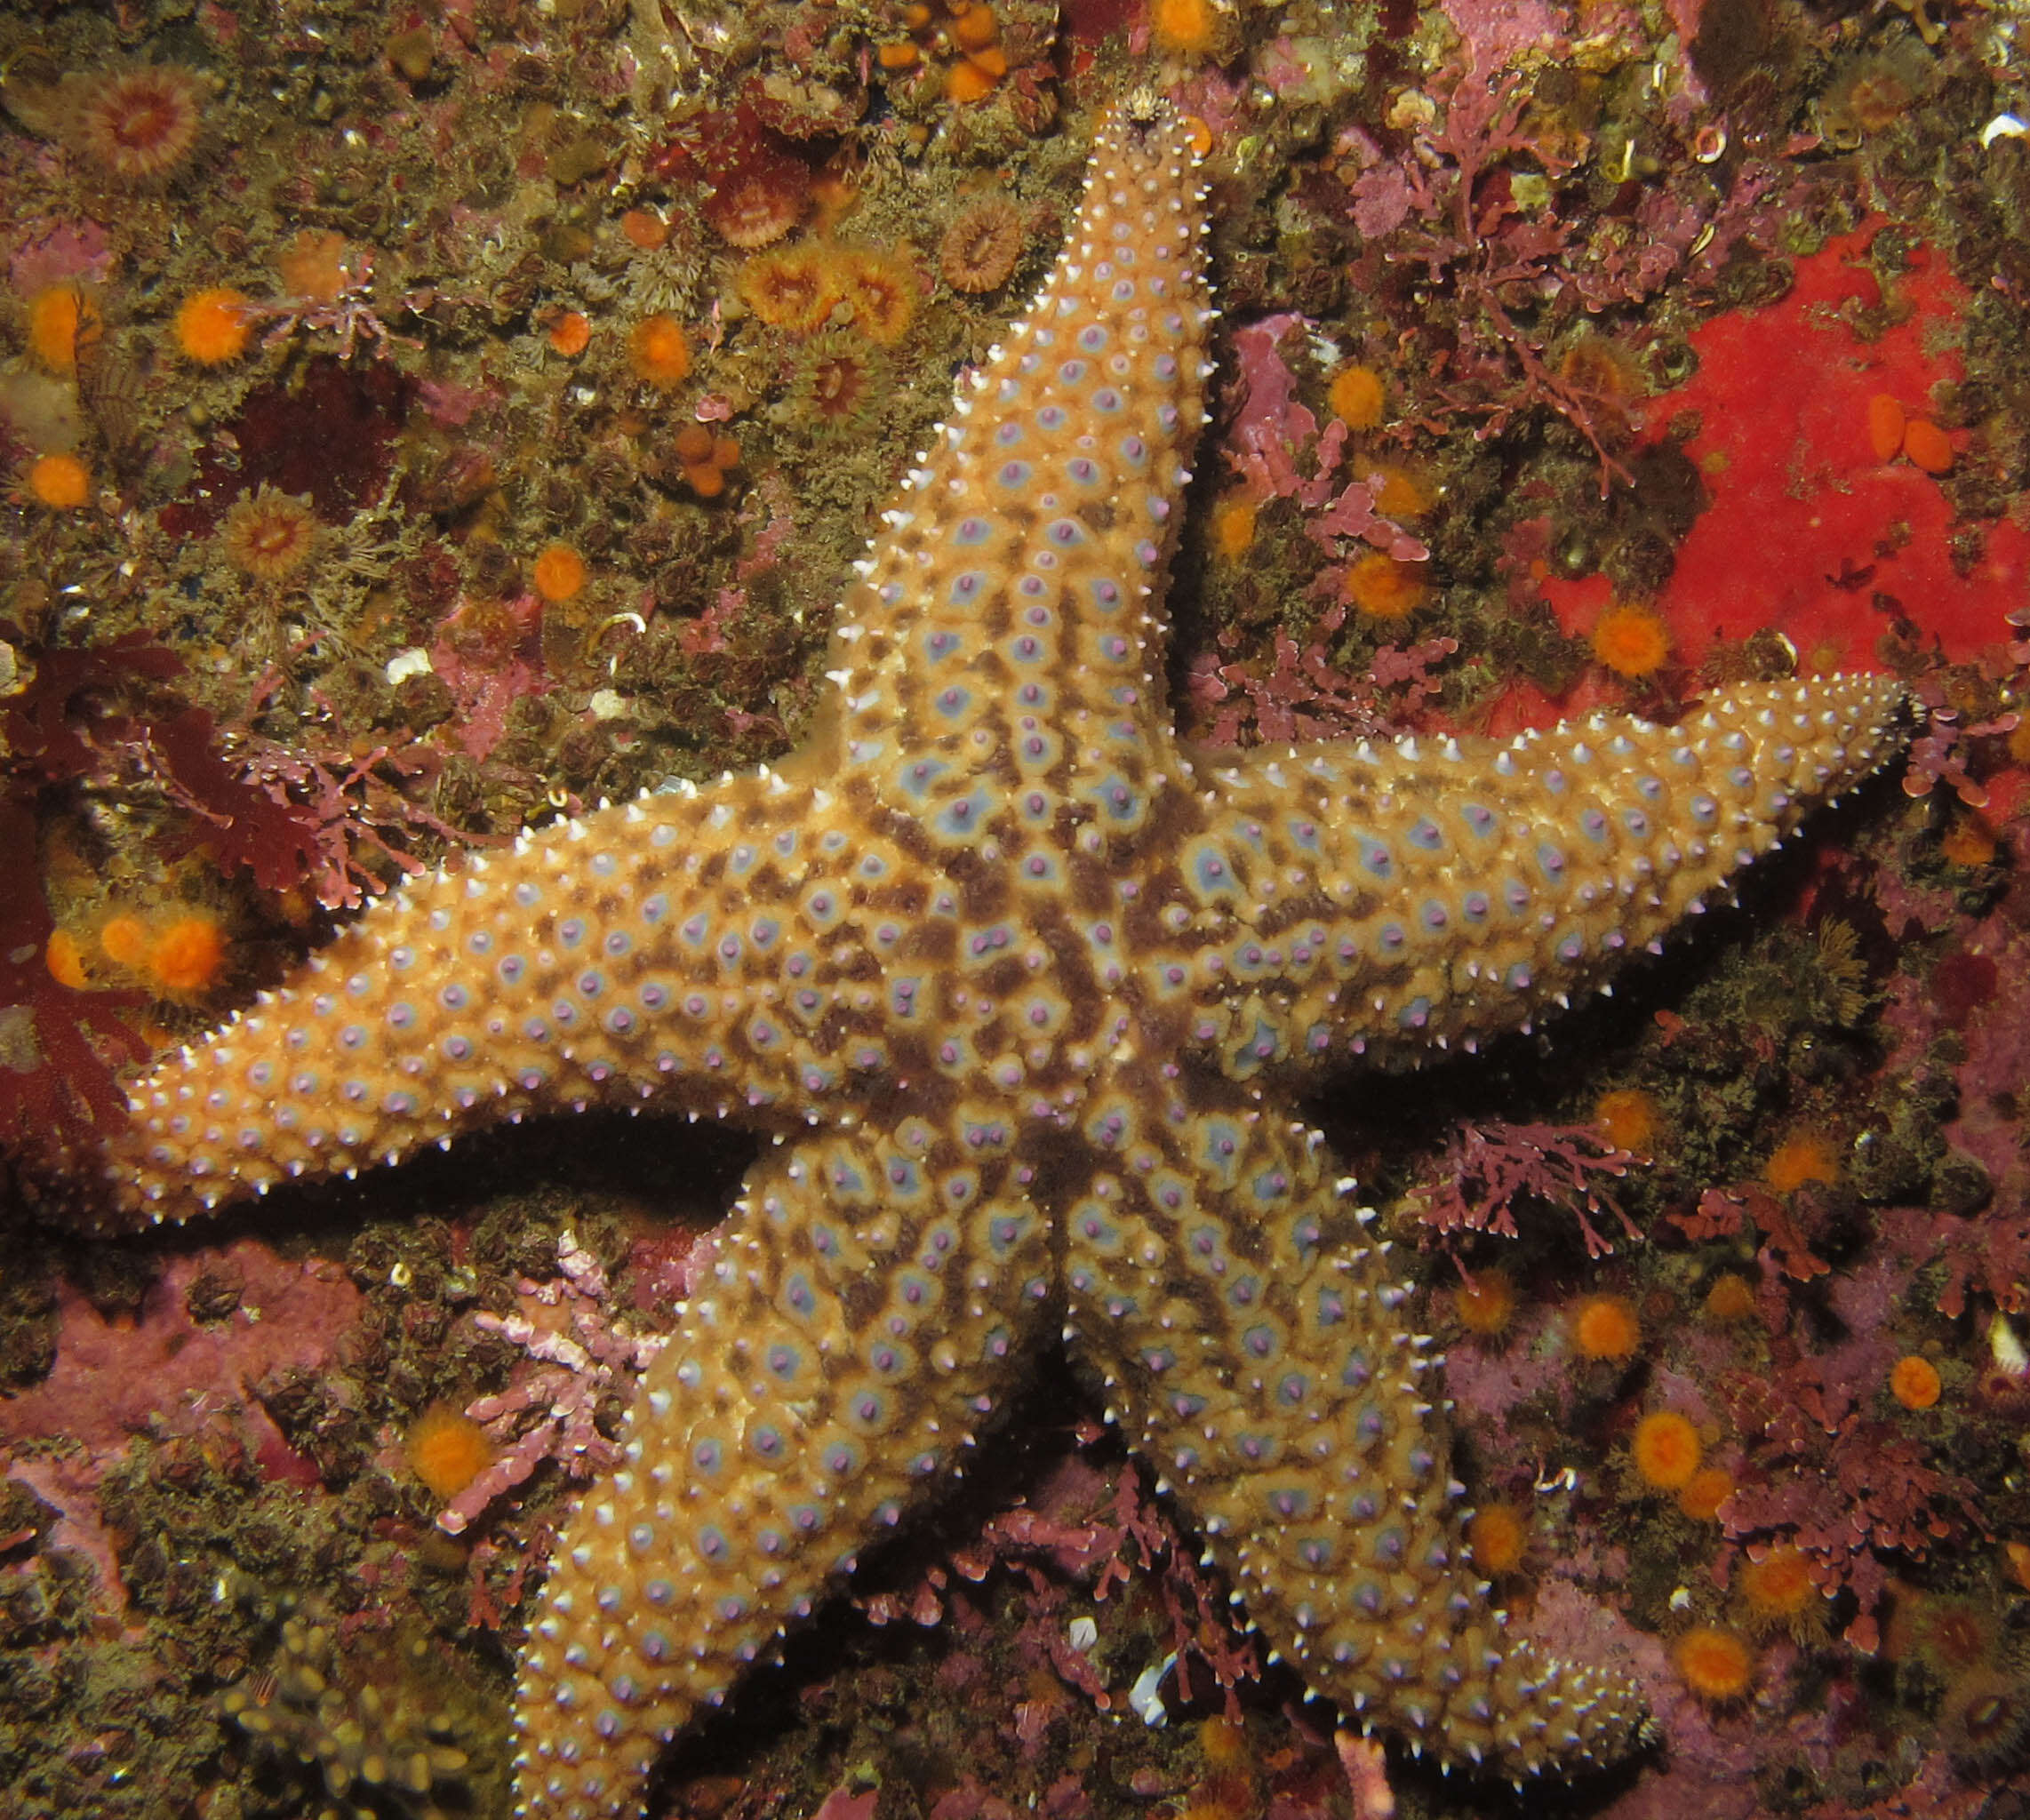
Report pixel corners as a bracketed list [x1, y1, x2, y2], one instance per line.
[824, 100, 1212, 858]
[1061, 1066, 1646, 1774]
[1158, 675, 1907, 1082]
[512, 1122, 1054, 1819]
[99, 775, 929, 1227]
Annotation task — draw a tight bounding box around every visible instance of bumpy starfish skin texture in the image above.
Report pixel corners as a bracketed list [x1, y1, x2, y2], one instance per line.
[97, 103, 1914, 1819]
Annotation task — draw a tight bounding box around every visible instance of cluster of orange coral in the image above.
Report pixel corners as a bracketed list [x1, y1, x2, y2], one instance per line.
[880, 1, 1008, 105]
[1321, 361, 1446, 624]
[1866, 392, 1953, 475]
[673, 425, 741, 499]
[738, 242, 918, 347]
[47, 904, 233, 1003]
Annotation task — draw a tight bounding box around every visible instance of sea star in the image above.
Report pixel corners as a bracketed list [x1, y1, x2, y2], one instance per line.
[100, 100, 1910, 1819]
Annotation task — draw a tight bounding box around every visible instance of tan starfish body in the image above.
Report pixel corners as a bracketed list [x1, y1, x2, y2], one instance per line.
[100, 101, 1909, 1818]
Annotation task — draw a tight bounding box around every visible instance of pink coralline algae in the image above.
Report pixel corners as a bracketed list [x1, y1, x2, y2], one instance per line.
[434, 1230, 670, 1537]
[1900, 676, 2021, 812]
[1438, 0, 1569, 65]
[428, 593, 547, 765]
[0, 1241, 361, 1454]
[1411, 1118, 1641, 1259]
[1716, 1350, 1984, 1654]
[1342, 66, 1634, 483]
[0, 1240, 362, 1615]
[8, 218, 115, 292]
[1221, 315, 1427, 564]
[1187, 627, 1461, 747]
[1866, 851, 2030, 1321]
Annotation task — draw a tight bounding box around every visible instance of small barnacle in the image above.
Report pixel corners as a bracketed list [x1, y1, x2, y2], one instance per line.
[939, 195, 1026, 294]
[220, 486, 321, 583]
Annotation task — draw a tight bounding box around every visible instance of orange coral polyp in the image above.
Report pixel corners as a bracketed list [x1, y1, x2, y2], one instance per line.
[27, 285, 100, 373]
[1342, 551, 1428, 620]
[1211, 497, 1257, 563]
[1703, 1272, 1757, 1322]
[1452, 1266, 1517, 1337]
[1678, 1465, 1735, 1522]
[532, 544, 589, 603]
[1329, 364, 1387, 429]
[1674, 1626, 1754, 1701]
[1736, 1545, 1815, 1623]
[1590, 602, 1672, 678]
[1594, 1087, 1659, 1153]
[627, 314, 691, 386]
[148, 914, 228, 996]
[1902, 418, 1953, 475]
[28, 453, 91, 509]
[1763, 1131, 1841, 1193]
[1354, 458, 1437, 520]
[1890, 1353, 1942, 1410]
[1467, 1502, 1528, 1576]
[950, 4, 1000, 51]
[1940, 813, 1998, 866]
[1866, 393, 1906, 462]
[1631, 1410, 1703, 1490]
[276, 228, 350, 303]
[548, 311, 592, 357]
[406, 1403, 496, 1499]
[946, 59, 1000, 104]
[1151, 0, 1222, 54]
[1571, 1293, 1641, 1362]
[44, 928, 90, 990]
[620, 209, 669, 251]
[174, 287, 253, 364]
[98, 914, 154, 970]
